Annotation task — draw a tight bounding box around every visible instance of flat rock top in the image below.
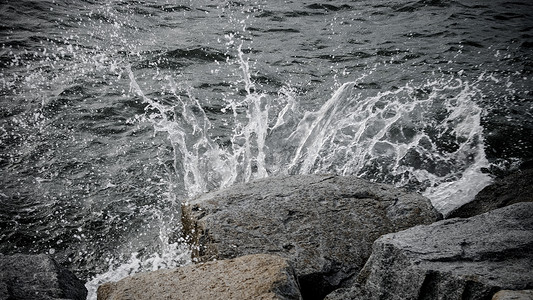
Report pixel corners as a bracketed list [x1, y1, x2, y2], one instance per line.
[373, 202, 533, 289]
[97, 254, 301, 300]
[382, 201, 533, 259]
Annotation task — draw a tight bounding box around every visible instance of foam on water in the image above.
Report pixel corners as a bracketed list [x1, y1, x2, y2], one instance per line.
[127, 63, 277, 197]
[282, 77, 493, 216]
[127, 46, 492, 214]
[83, 183, 191, 299]
[85, 242, 191, 300]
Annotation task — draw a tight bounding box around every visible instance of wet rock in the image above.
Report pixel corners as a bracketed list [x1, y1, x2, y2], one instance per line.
[448, 166, 533, 218]
[0, 253, 87, 300]
[181, 174, 441, 299]
[333, 202, 533, 300]
[97, 254, 301, 300]
[492, 290, 533, 300]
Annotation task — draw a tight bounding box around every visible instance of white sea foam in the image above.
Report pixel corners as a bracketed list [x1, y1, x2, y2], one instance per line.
[129, 60, 492, 213]
[85, 243, 191, 300]
[279, 77, 493, 214]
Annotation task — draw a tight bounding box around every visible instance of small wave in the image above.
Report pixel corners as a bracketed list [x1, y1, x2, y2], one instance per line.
[459, 40, 484, 48]
[305, 4, 352, 11]
[376, 48, 409, 57]
[165, 47, 229, 62]
[316, 51, 375, 62]
[393, 0, 452, 12]
[256, 10, 275, 18]
[265, 28, 300, 33]
[134, 47, 230, 70]
[148, 4, 192, 12]
[283, 11, 324, 17]
[521, 41, 533, 49]
[493, 12, 526, 21]
[403, 31, 455, 38]
[349, 50, 374, 58]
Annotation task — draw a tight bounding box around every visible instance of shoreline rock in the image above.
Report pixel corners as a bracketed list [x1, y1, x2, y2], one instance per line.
[91, 173, 532, 299]
[3, 173, 531, 300]
[492, 290, 533, 300]
[181, 174, 441, 299]
[448, 167, 533, 218]
[0, 253, 87, 300]
[327, 202, 533, 299]
[97, 254, 302, 300]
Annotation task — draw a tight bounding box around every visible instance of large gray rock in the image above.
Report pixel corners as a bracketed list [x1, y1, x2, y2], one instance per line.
[0, 253, 87, 300]
[330, 202, 533, 300]
[181, 174, 441, 299]
[492, 290, 533, 300]
[97, 254, 302, 300]
[448, 167, 533, 218]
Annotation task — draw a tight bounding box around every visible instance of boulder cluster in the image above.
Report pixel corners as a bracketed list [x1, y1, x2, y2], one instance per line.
[0, 253, 87, 300]
[1, 167, 531, 300]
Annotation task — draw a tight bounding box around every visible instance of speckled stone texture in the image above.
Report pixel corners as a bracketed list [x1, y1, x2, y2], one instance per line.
[0, 253, 87, 300]
[181, 174, 441, 299]
[448, 167, 533, 219]
[97, 254, 301, 300]
[492, 290, 533, 300]
[327, 202, 533, 300]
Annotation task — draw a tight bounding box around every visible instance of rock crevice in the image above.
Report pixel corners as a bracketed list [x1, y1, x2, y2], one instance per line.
[327, 202, 533, 299]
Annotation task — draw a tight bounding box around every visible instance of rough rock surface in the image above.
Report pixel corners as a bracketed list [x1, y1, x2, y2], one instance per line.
[328, 202, 533, 300]
[492, 290, 533, 300]
[448, 167, 533, 218]
[181, 174, 441, 299]
[0, 253, 87, 300]
[97, 254, 301, 300]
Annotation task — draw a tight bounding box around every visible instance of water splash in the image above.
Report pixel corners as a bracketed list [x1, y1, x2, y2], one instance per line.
[85, 243, 191, 300]
[103, 47, 496, 300]
[280, 77, 492, 215]
[129, 49, 492, 214]
[106, 19, 494, 299]
[127, 65, 274, 197]
[83, 182, 191, 299]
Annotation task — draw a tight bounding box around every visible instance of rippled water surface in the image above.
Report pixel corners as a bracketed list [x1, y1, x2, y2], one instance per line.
[1, 0, 532, 298]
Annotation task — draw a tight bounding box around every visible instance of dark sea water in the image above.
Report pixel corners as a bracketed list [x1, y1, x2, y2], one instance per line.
[1, 0, 532, 298]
